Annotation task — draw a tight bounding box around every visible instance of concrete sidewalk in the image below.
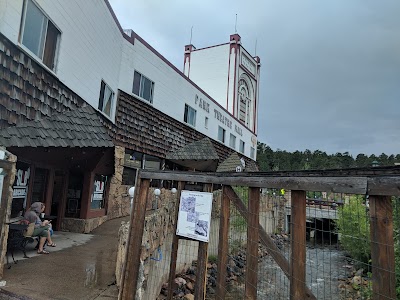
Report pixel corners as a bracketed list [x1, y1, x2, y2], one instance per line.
[0, 216, 129, 300]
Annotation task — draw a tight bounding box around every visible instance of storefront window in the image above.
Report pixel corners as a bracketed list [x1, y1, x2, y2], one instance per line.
[91, 175, 107, 209]
[11, 162, 31, 218]
[66, 173, 83, 218]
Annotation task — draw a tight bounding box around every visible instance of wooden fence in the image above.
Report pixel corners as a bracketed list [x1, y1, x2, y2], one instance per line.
[119, 166, 400, 300]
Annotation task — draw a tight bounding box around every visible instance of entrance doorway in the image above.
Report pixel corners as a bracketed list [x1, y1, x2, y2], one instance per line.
[50, 171, 66, 230]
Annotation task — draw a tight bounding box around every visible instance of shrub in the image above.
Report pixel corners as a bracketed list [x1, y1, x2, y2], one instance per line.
[337, 195, 370, 265]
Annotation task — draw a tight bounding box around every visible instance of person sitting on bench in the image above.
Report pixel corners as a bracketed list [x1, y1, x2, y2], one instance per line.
[24, 202, 56, 254]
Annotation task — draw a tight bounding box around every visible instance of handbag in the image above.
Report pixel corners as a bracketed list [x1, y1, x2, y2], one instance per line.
[19, 219, 35, 237]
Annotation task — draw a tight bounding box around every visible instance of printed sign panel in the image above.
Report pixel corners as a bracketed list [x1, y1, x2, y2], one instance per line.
[176, 190, 213, 243]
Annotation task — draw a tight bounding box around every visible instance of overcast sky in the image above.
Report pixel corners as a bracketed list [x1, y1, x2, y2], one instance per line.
[109, 0, 400, 156]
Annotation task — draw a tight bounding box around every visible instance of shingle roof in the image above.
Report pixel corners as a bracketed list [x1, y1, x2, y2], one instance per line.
[0, 105, 114, 148]
[217, 152, 258, 172]
[166, 138, 220, 171]
[166, 138, 219, 161]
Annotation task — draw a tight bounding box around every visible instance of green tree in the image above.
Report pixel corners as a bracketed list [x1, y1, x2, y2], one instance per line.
[336, 195, 370, 265]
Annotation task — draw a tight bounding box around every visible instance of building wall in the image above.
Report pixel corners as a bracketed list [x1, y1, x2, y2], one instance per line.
[0, 0, 123, 122]
[187, 44, 230, 109]
[0, 0, 257, 160]
[0, 33, 85, 129]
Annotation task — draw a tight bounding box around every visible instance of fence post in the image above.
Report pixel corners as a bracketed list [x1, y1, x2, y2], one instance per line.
[369, 195, 396, 300]
[290, 190, 306, 300]
[167, 181, 185, 300]
[119, 178, 150, 300]
[215, 185, 230, 299]
[245, 187, 260, 300]
[194, 183, 213, 300]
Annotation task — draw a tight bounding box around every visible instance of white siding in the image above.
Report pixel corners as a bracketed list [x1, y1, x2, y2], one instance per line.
[0, 0, 122, 121]
[0, 0, 257, 160]
[118, 38, 256, 159]
[0, 0, 24, 42]
[188, 44, 230, 109]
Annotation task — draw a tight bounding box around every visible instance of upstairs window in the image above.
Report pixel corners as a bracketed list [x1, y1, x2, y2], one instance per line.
[133, 71, 154, 103]
[239, 140, 245, 153]
[229, 134, 236, 149]
[20, 0, 61, 70]
[218, 126, 226, 143]
[250, 147, 255, 159]
[98, 81, 114, 118]
[184, 104, 196, 127]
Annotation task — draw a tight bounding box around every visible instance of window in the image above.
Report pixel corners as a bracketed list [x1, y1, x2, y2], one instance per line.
[238, 78, 252, 127]
[20, 0, 61, 70]
[91, 175, 107, 209]
[184, 104, 196, 127]
[98, 81, 114, 118]
[250, 147, 255, 159]
[239, 140, 245, 153]
[205, 117, 209, 129]
[229, 134, 236, 149]
[218, 126, 226, 143]
[133, 71, 154, 103]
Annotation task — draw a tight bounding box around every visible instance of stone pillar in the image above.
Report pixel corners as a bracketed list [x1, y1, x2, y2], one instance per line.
[0, 151, 17, 278]
[107, 146, 130, 219]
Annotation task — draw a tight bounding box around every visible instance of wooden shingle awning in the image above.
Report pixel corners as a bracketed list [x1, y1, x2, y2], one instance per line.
[0, 105, 114, 148]
[166, 138, 219, 171]
[217, 152, 259, 172]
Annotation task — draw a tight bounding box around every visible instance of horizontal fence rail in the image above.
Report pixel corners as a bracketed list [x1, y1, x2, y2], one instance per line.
[138, 168, 400, 196]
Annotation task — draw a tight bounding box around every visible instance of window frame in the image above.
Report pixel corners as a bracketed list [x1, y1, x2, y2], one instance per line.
[250, 147, 255, 159]
[218, 126, 226, 143]
[98, 80, 115, 119]
[184, 104, 197, 127]
[133, 70, 155, 103]
[19, 0, 61, 72]
[229, 133, 236, 149]
[239, 140, 245, 153]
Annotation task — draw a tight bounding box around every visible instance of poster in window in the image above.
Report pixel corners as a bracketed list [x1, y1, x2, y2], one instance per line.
[91, 176, 107, 209]
[176, 190, 213, 243]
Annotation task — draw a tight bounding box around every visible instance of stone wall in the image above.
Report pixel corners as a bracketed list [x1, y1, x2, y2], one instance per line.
[107, 146, 131, 220]
[0, 151, 16, 278]
[60, 216, 108, 233]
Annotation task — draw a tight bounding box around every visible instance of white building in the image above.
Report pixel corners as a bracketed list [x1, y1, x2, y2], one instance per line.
[0, 0, 261, 231]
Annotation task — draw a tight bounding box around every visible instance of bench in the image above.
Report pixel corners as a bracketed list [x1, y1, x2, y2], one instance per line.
[7, 223, 37, 266]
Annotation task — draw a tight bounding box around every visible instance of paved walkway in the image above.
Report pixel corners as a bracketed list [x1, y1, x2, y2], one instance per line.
[0, 216, 130, 300]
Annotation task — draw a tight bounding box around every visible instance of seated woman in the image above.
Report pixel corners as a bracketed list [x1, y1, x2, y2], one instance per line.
[24, 202, 56, 254]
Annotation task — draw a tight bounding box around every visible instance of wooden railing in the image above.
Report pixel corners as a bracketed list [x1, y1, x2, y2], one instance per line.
[119, 166, 400, 300]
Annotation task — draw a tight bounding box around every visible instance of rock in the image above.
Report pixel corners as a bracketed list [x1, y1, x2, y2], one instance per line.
[351, 275, 362, 286]
[355, 268, 364, 276]
[187, 266, 196, 275]
[186, 281, 194, 291]
[184, 294, 194, 300]
[174, 277, 187, 287]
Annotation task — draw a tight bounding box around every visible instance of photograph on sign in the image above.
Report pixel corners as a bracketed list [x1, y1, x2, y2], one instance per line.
[176, 190, 213, 242]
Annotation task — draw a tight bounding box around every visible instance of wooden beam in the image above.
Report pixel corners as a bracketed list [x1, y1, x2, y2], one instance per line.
[368, 177, 400, 196]
[369, 195, 396, 299]
[167, 181, 185, 300]
[195, 243, 208, 300]
[290, 190, 307, 300]
[245, 187, 260, 300]
[44, 168, 55, 215]
[119, 178, 150, 300]
[194, 183, 212, 300]
[80, 171, 94, 219]
[225, 186, 316, 300]
[138, 170, 368, 194]
[215, 186, 230, 300]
